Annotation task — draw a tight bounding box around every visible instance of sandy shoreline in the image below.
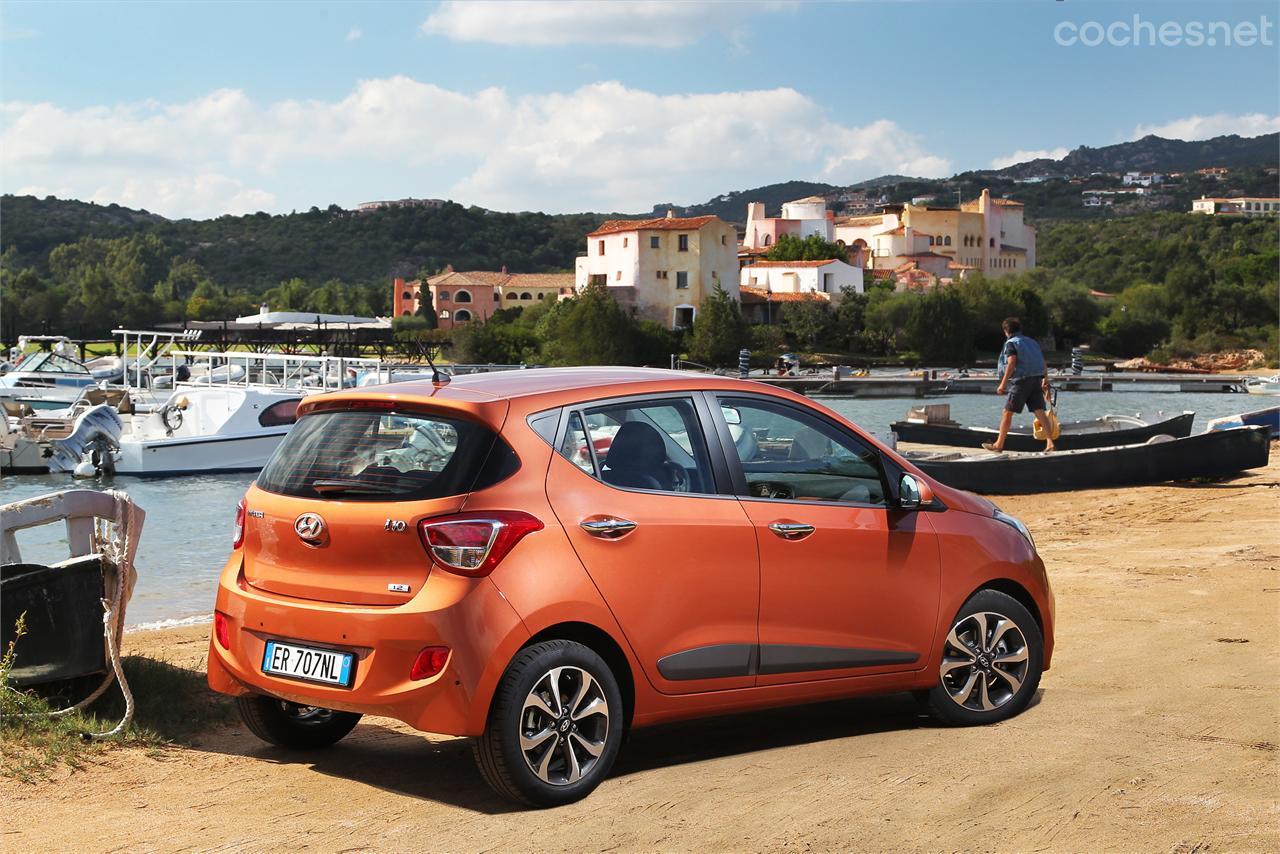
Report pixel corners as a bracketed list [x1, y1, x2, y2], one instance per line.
[5, 445, 1278, 851]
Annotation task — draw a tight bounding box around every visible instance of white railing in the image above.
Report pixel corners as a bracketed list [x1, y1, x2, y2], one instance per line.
[111, 329, 203, 390]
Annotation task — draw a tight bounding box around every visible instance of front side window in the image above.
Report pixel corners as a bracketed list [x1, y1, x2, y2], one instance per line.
[557, 398, 715, 495]
[719, 397, 887, 506]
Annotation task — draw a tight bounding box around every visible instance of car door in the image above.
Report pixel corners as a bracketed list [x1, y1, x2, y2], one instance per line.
[712, 393, 941, 687]
[544, 394, 760, 695]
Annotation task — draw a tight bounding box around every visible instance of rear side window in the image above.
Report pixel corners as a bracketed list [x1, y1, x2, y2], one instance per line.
[256, 409, 517, 501]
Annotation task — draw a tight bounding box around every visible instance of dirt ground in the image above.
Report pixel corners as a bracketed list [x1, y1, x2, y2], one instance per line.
[5, 447, 1278, 852]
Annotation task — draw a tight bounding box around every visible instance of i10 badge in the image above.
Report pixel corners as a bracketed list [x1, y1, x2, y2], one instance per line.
[384, 518, 407, 532]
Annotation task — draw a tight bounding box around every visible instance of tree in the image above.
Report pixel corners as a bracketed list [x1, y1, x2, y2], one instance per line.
[1042, 280, 1102, 348]
[830, 286, 869, 350]
[781, 295, 833, 350]
[765, 233, 848, 262]
[539, 283, 638, 366]
[687, 284, 747, 366]
[864, 290, 916, 352]
[907, 286, 973, 363]
[415, 289, 439, 329]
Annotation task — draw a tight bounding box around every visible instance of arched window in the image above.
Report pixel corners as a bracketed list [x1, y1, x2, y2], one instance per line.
[928, 236, 935, 245]
[520, 292, 532, 300]
[990, 237, 995, 248]
[507, 292, 518, 300]
[453, 309, 472, 322]
[401, 291, 411, 300]
[402, 310, 411, 316]
[537, 293, 545, 300]
[439, 291, 450, 301]
[944, 235, 952, 246]
[454, 289, 472, 303]
[763, 234, 772, 246]
[493, 291, 501, 302]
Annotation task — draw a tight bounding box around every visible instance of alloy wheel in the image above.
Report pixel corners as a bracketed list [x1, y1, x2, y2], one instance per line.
[518, 665, 610, 786]
[940, 611, 1030, 712]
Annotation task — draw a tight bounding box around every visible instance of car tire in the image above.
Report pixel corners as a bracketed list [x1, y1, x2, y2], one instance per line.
[926, 589, 1043, 726]
[474, 640, 624, 807]
[236, 694, 362, 749]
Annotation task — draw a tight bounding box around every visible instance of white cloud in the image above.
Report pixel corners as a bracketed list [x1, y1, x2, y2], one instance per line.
[345, 27, 362, 42]
[1132, 113, 1280, 141]
[421, 0, 795, 48]
[0, 78, 948, 218]
[988, 147, 1071, 169]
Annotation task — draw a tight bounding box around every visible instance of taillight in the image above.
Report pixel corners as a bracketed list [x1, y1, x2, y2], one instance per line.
[409, 646, 450, 680]
[418, 511, 543, 577]
[232, 496, 246, 549]
[213, 612, 230, 649]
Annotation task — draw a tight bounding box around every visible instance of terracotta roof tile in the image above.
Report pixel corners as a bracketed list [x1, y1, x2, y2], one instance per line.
[744, 259, 842, 268]
[739, 286, 831, 303]
[587, 215, 720, 236]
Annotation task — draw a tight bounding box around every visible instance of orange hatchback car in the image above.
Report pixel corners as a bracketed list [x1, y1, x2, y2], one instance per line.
[209, 368, 1053, 806]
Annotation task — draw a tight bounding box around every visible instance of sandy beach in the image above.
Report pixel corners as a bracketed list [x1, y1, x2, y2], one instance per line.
[4, 445, 1278, 852]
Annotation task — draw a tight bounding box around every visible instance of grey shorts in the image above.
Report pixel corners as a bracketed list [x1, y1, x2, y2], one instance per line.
[1005, 375, 1047, 413]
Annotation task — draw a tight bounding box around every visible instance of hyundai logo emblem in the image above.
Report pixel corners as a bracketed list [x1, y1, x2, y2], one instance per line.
[294, 512, 327, 544]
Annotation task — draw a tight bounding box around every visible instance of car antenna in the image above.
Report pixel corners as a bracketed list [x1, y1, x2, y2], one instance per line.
[425, 345, 449, 385]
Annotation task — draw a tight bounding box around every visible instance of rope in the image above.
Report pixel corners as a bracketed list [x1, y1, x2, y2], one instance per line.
[16, 490, 137, 740]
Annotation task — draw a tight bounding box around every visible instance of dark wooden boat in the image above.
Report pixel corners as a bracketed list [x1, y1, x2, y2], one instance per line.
[906, 426, 1271, 495]
[892, 410, 1195, 451]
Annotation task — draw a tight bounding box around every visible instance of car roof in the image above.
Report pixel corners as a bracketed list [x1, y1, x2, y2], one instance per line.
[369, 367, 762, 402]
[297, 366, 810, 426]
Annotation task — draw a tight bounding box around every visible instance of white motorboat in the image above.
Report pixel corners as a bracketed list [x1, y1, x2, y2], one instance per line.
[1245, 375, 1280, 395]
[72, 385, 306, 477]
[0, 345, 103, 410]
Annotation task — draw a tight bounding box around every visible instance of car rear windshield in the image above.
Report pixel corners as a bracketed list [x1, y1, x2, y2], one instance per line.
[256, 408, 518, 501]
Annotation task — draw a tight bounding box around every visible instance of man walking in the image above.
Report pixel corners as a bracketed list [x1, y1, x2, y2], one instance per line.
[983, 317, 1056, 453]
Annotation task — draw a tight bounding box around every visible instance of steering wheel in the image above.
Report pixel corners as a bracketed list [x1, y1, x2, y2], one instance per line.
[160, 404, 184, 434]
[661, 461, 691, 493]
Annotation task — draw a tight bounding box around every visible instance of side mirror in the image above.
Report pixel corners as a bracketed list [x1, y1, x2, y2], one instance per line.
[899, 473, 934, 510]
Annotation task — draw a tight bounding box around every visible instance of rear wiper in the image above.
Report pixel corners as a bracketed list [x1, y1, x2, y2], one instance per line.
[311, 479, 397, 496]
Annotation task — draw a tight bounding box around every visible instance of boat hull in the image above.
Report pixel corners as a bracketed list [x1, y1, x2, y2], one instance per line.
[112, 430, 290, 476]
[892, 412, 1195, 451]
[910, 426, 1271, 495]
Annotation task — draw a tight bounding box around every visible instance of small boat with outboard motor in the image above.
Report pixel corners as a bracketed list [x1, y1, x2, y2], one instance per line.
[891, 404, 1195, 451]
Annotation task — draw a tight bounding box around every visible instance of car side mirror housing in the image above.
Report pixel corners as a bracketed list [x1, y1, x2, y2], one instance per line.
[899, 473, 934, 510]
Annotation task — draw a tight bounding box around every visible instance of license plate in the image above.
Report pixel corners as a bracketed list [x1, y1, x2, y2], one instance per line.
[262, 640, 354, 688]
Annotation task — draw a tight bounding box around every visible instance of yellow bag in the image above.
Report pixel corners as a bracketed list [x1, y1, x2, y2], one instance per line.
[1034, 405, 1061, 441]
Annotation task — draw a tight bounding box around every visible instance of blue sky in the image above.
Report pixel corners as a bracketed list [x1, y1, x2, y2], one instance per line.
[1, 0, 1276, 219]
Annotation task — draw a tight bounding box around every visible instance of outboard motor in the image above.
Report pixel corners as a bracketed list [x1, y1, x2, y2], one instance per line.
[45, 404, 123, 475]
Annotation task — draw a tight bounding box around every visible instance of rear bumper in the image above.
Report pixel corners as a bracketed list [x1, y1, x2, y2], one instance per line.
[207, 555, 530, 736]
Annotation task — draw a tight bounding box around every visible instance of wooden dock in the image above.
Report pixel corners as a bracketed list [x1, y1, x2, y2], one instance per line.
[749, 372, 1251, 397]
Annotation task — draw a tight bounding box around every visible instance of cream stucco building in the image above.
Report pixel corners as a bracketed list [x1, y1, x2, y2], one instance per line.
[739, 259, 863, 298]
[835, 189, 1036, 282]
[575, 213, 739, 329]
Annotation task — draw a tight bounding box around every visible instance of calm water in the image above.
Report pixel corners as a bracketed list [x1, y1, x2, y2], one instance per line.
[0, 389, 1259, 629]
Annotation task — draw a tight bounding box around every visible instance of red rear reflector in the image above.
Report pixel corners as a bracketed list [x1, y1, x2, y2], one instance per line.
[418, 511, 543, 577]
[232, 496, 246, 549]
[410, 646, 450, 680]
[214, 612, 230, 649]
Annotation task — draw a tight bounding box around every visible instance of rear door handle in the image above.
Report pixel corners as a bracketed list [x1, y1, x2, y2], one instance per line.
[768, 521, 815, 541]
[580, 516, 638, 539]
